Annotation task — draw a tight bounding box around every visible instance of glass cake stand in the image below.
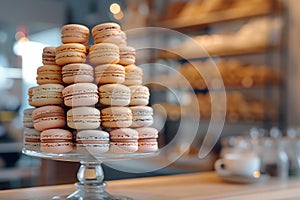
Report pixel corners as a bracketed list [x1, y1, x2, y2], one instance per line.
[22, 148, 158, 200]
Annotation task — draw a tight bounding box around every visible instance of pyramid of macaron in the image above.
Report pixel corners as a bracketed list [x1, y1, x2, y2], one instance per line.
[23, 22, 158, 154]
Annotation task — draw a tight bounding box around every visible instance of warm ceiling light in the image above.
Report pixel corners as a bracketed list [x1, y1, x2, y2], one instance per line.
[110, 3, 121, 14]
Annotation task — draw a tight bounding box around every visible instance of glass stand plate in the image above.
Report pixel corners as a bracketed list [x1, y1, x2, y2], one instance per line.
[22, 148, 158, 200]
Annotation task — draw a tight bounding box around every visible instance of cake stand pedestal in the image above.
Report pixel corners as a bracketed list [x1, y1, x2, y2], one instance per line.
[22, 149, 157, 200]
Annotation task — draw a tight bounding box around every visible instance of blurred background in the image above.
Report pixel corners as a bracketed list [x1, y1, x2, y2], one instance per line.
[0, 0, 300, 189]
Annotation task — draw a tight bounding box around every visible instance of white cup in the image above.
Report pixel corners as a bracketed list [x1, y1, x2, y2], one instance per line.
[214, 153, 260, 177]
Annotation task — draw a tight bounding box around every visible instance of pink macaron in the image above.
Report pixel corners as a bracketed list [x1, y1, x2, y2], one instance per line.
[89, 43, 120, 65]
[98, 84, 130, 106]
[129, 85, 150, 106]
[62, 83, 99, 107]
[32, 105, 66, 131]
[101, 107, 132, 128]
[67, 107, 101, 130]
[62, 63, 94, 84]
[109, 128, 138, 153]
[40, 128, 73, 153]
[31, 84, 64, 107]
[135, 127, 158, 152]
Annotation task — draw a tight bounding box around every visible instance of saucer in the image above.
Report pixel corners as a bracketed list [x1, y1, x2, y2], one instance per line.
[217, 173, 269, 184]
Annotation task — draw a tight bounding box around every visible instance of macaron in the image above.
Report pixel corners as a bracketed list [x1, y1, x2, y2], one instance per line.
[42, 46, 57, 65]
[23, 108, 35, 128]
[76, 130, 110, 153]
[32, 105, 66, 131]
[130, 106, 153, 127]
[129, 85, 150, 106]
[28, 86, 36, 106]
[124, 65, 143, 86]
[92, 22, 124, 45]
[62, 83, 98, 107]
[40, 128, 73, 153]
[109, 128, 138, 153]
[67, 107, 101, 130]
[55, 43, 87, 66]
[89, 43, 120, 65]
[31, 84, 64, 107]
[62, 63, 94, 84]
[94, 64, 125, 85]
[119, 46, 136, 65]
[23, 128, 41, 151]
[135, 127, 158, 152]
[61, 24, 90, 44]
[36, 65, 62, 85]
[101, 107, 132, 128]
[99, 84, 130, 106]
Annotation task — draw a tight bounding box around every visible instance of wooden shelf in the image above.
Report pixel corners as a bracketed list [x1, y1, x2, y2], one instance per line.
[158, 1, 279, 30]
[156, 44, 280, 61]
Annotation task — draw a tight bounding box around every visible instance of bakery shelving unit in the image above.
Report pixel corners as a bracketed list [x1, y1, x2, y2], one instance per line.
[145, 0, 288, 159]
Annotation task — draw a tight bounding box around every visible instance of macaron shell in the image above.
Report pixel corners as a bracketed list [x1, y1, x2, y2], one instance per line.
[62, 63, 94, 84]
[67, 107, 101, 130]
[99, 84, 130, 106]
[95, 64, 125, 84]
[41, 142, 73, 153]
[101, 107, 132, 128]
[32, 105, 66, 131]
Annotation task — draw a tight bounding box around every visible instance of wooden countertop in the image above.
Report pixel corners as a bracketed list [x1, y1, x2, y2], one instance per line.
[1, 172, 300, 200]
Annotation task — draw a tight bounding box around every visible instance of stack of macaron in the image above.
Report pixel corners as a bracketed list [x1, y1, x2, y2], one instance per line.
[23, 22, 158, 154]
[58, 24, 105, 154]
[90, 22, 158, 153]
[24, 43, 73, 153]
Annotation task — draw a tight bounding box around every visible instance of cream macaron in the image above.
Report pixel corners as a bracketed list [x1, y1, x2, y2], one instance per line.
[130, 106, 153, 127]
[31, 84, 64, 107]
[119, 46, 136, 65]
[129, 85, 150, 106]
[76, 130, 110, 153]
[67, 107, 101, 130]
[124, 64, 143, 86]
[99, 84, 130, 106]
[42, 46, 57, 65]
